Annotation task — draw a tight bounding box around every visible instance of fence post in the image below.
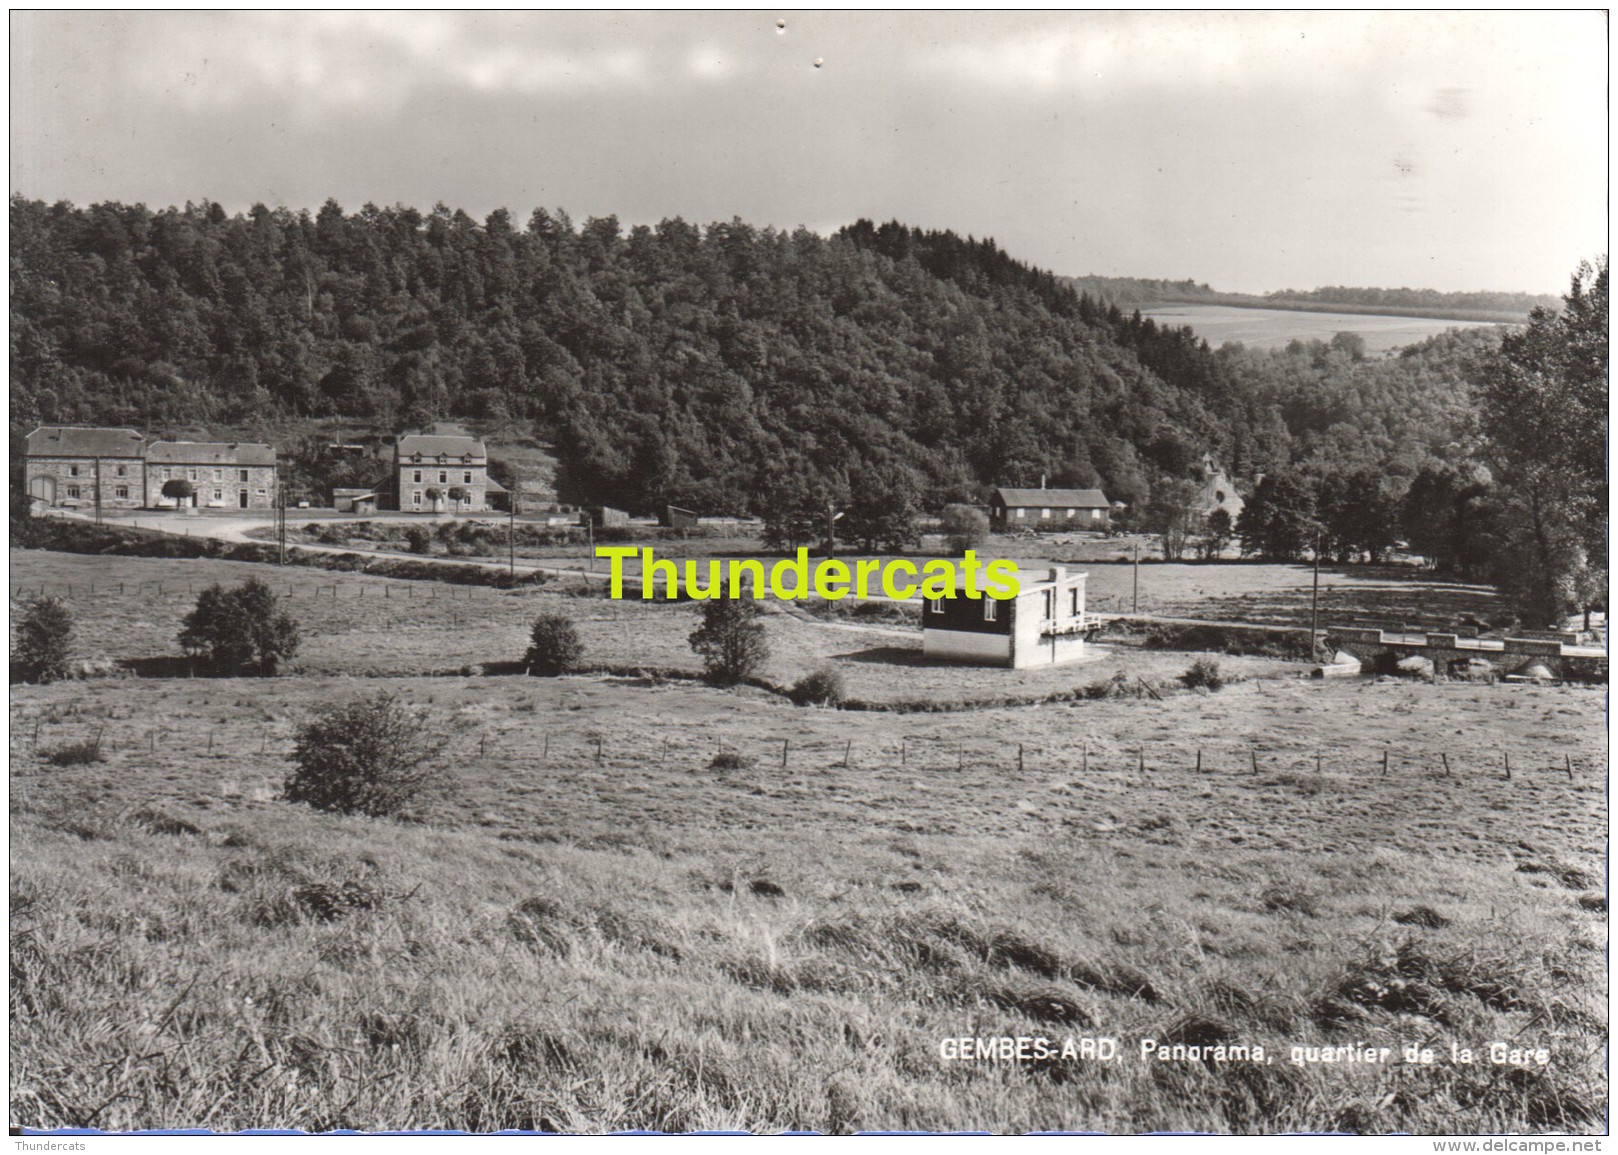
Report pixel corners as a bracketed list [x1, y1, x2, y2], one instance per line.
[842, 739, 851, 768]
[1440, 752, 1450, 777]
[781, 739, 789, 768]
[1504, 752, 1511, 781]
[1565, 754, 1574, 781]
[542, 734, 549, 761]
[1250, 749, 1258, 775]
[1018, 743, 1024, 773]
[1317, 752, 1323, 775]
[1196, 748, 1202, 774]
[958, 744, 964, 771]
[901, 737, 907, 766]
[1082, 743, 1088, 775]
[1382, 750, 1389, 777]
[1139, 747, 1146, 775]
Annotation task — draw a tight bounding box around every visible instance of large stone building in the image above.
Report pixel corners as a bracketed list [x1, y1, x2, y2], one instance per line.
[921, 566, 1091, 668]
[22, 426, 279, 511]
[23, 426, 148, 511]
[392, 433, 505, 512]
[145, 442, 279, 509]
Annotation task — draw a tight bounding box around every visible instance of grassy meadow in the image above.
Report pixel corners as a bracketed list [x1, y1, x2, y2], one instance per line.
[8, 548, 1607, 1133]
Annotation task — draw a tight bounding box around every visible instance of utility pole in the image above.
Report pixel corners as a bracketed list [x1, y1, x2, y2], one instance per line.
[1131, 540, 1139, 614]
[508, 469, 518, 582]
[1310, 525, 1322, 658]
[93, 456, 102, 526]
[277, 478, 287, 565]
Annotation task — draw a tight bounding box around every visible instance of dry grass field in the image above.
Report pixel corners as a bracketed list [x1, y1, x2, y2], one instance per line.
[9, 547, 1606, 1133]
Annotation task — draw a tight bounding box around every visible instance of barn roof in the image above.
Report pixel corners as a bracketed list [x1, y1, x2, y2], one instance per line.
[146, 441, 277, 466]
[25, 426, 145, 458]
[993, 487, 1111, 509]
[396, 434, 486, 459]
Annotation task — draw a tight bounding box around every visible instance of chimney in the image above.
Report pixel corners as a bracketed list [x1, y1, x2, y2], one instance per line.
[1040, 474, 1046, 489]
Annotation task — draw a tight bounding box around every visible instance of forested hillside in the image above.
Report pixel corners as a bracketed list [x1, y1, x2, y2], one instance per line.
[10, 199, 1493, 516]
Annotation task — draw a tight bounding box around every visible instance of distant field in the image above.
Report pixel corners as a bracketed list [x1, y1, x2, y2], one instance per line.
[1139, 304, 1503, 354]
[9, 549, 1506, 697]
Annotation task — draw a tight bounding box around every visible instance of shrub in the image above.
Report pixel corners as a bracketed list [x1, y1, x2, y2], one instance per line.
[689, 598, 769, 685]
[45, 737, 104, 766]
[790, 667, 846, 706]
[179, 578, 300, 675]
[405, 526, 432, 554]
[941, 503, 990, 555]
[160, 478, 194, 508]
[13, 596, 73, 684]
[709, 751, 755, 772]
[525, 612, 584, 675]
[1181, 656, 1224, 691]
[284, 692, 445, 817]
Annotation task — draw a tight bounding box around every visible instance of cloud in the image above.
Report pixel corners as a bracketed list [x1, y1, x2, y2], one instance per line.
[114, 12, 659, 121]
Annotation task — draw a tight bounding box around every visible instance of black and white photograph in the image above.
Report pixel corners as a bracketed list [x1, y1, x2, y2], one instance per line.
[8, 10, 1609, 1139]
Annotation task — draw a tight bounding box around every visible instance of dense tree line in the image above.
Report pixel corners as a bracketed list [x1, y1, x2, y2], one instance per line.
[10, 198, 1501, 530]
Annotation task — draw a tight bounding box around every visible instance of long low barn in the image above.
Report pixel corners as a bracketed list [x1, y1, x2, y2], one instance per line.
[989, 486, 1112, 531]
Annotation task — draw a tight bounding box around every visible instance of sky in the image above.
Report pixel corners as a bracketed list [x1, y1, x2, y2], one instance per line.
[9, 10, 1608, 295]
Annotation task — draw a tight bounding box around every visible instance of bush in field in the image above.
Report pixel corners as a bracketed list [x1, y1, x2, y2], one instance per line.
[790, 667, 846, 706]
[1181, 656, 1224, 691]
[709, 750, 755, 772]
[405, 526, 431, 554]
[690, 598, 769, 685]
[179, 578, 300, 675]
[941, 503, 989, 554]
[13, 596, 73, 684]
[285, 692, 444, 817]
[45, 736, 105, 766]
[525, 612, 584, 675]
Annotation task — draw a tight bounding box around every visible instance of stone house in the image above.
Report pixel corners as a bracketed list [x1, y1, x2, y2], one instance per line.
[23, 426, 148, 510]
[393, 434, 506, 513]
[145, 442, 279, 509]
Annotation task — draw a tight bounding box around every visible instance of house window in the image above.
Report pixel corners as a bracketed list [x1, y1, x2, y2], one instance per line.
[463, 471, 472, 484]
[412, 490, 422, 506]
[237, 469, 248, 482]
[1040, 508, 1050, 519]
[1014, 508, 1025, 519]
[66, 485, 81, 499]
[439, 471, 447, 483]
[929, 598, 945, 614]
[413, 470, 422, 483]
[116, 465, 127, 477]
[213, 470, 222, 481]
[115, 486, 128, 499]
[1091, 509, 1101, 521]
[69, 465, 79, 477]
[213, 489, 222, 501]
[256, 489, 267, 496]
[1215, 490, 1225, 503]
[1067, 508, 1076, 518]
[983, 600, 998, 622]
[188, 469, 198, 481]
[1071, 588, 1081, 616]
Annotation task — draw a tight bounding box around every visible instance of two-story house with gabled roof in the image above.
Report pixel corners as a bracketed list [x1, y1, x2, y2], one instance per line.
[392, 434, 506, 513]
[145, 441, 279, 509]
[23, 426, 148, 511]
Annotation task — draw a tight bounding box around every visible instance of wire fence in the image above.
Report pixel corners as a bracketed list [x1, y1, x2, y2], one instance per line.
[12, 715, 1597, 786]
